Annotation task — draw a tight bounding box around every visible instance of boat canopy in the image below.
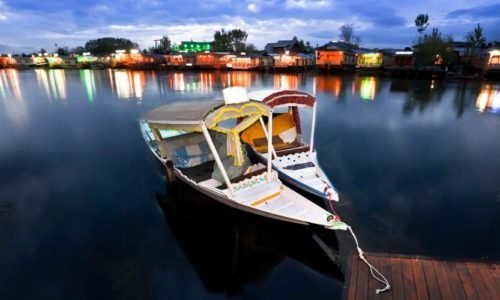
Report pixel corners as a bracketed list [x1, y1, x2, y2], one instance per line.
[142, 99, 272, 166]
[248, 89, 315, 109]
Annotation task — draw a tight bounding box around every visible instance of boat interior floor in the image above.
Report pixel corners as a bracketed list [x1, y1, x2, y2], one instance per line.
[177, 161, 215, 183]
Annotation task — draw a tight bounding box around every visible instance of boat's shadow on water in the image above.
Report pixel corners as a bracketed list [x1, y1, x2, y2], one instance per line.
[155, 181, 345, 295]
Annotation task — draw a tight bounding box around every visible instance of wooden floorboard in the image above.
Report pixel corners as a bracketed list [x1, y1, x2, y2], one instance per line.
[343, 253, 499, 300]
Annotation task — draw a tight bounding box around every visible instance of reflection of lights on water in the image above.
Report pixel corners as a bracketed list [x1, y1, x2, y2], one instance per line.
[0, 69, 27, 127]
[360, 77, 377, 101]
[48, 70, 67, 99]
[430, 80, 435, 90]
[315, 76, 341, 97]
[168, 72, 214, 92]
[224, 72, 251, 88]
[80, 70, 96, 103]
[35, 69, 51, 99]
[273, 74, 298, 90]
[476, 84, 500, 113]
[112, 70, 145, 99]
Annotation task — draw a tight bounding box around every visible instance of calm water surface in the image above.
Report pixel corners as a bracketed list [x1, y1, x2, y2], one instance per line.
[0, 69, 499, 299]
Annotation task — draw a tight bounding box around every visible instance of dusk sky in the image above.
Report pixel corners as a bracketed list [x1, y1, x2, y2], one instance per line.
[0, 0, 499, 53]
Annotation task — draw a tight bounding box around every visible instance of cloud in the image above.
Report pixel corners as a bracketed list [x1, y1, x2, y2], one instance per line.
[285, 0, 330, 9]
[247, 3, 259, 12]
[447, 3, 500, 19]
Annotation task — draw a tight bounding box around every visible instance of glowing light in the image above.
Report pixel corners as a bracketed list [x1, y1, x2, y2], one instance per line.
[48, 70, 67, 99]
[476, 84, 500, 113]
[115, 50, 126, 54]
[112, 70, 145, 99]
[273, 74, 298, 90]
[360, 77, 377, 101]
[395, 51, 413, 55]
[80, 70, 96, 103]
[130, 49, 139, 54]
[0, 69, 27, 127]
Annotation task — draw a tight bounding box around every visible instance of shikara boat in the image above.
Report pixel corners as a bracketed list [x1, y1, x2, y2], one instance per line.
[242, 89, 339, 201]
[140, 87, 346, 230]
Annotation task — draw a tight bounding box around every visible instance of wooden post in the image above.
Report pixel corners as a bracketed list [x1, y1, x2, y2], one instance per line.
[201, 122, 234, 196]
[310, 102, 317, 157]
[267, 111, 273, 182]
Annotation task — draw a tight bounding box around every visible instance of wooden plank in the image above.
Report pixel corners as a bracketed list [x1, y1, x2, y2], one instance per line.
[421, 259, 441, 300]
[476, 262, 500, 300]
[411, 259, 429, 300]
[401, 258, 418, 300]
[379, 255, 392, 300]
[346, 254, 359, 300]
[366, 255, 382, 300]
[356, 256, 369, 300]
[455, 262, 480, 300]
[444, 261, 467, 300]
[465, 262, 492, 300]
[433, 260, 454, 299]
[490, 263, 500, 290]
[390, 257, 404, 300]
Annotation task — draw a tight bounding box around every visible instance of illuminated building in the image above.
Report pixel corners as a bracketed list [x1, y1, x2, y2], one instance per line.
[173, 41, 212, 53]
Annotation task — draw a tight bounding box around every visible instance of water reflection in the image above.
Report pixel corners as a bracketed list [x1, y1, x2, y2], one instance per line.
[0, 69, 27, 127]
[34, 69, 67, 100]
[402, 79, 445, 115]
[157, 183, 343, 295]
[109, 70, 146, 99]
[273, 74, 299, 90]
[316, 75, 343, 97]
[167, 72, 214, 93]
[221, 71, 252, 88]
[476, 83, 500, 113]
[359, 77, 378, 101]
[80, 70, 96, 103]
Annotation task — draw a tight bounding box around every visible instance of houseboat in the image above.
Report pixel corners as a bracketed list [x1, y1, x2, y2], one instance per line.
[228, 53, 261, 70]
[0, 56, 16, 68]
[140, 87, 347, 230]
[195, 52, 234, 69]
[76, 54, 97, 69]
[356, 51, 393, 73]
[387, 51, 416, 76]
[111, 49, 155, 69]
[315, 42, 357, 72]
[272, 52, 315, 71]
[484, 49, 500, 78]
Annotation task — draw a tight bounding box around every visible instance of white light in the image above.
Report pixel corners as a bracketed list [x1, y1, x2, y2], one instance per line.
[204, 50, 210, 53]
[53, 53, 58, 57]
[116, 50, 126, 54]
[396, 51, 413, 55]
[240, 52, 246, 55]
[130, 49, 139, 54]
[186, 63, 193, 66]
[285, 50, 290, 55]
[83, 52, 91, 56]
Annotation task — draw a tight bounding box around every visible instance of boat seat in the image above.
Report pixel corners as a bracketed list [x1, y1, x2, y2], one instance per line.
[216, 168, 267, 190]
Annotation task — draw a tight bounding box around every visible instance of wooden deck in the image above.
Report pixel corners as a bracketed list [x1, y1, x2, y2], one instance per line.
[343, 252, 500, 300]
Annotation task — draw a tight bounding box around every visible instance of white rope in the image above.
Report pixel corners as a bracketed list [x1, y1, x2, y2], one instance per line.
[347, 225, 391, 294]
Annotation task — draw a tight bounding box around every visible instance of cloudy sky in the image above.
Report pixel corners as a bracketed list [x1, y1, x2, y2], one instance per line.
[0, 0, 499, 52]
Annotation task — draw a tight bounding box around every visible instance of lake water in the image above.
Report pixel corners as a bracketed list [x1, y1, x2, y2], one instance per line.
[0, 69, 499, 299]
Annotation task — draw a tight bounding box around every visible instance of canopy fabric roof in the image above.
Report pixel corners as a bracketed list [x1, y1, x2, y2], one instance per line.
[248, 89, 316, 108]
[141, 100, 224, 126]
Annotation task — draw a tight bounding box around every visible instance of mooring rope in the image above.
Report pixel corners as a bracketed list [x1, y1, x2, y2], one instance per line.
[323, 192, 391, 294]
[346, 225, 391, 294]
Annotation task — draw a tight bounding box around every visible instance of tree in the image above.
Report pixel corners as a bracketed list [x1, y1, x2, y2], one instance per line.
[84, 37, 139, 55]
[57, 47, 70, 56]
[40, 48, 46, 54]
[293, 36, 313, 53]
[415, 13, 430, 40]
[415, 28, 456, 66]
[71, 46, 85, 55]
[339, 24, 361, 46]
[466, 23, 486, 49]
[158, 35, 171, 53]
[213, 28, 248, 52]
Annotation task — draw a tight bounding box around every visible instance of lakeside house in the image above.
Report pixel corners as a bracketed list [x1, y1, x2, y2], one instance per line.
[111, 50, 155, 69]
[315, 41, 357, 71]
[194, 52, 234, 69]
[484, 45, 500, 77]
[356, 51, 393, 72]
[0, 56, 17, 68]
[265, 39, 314, 70]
